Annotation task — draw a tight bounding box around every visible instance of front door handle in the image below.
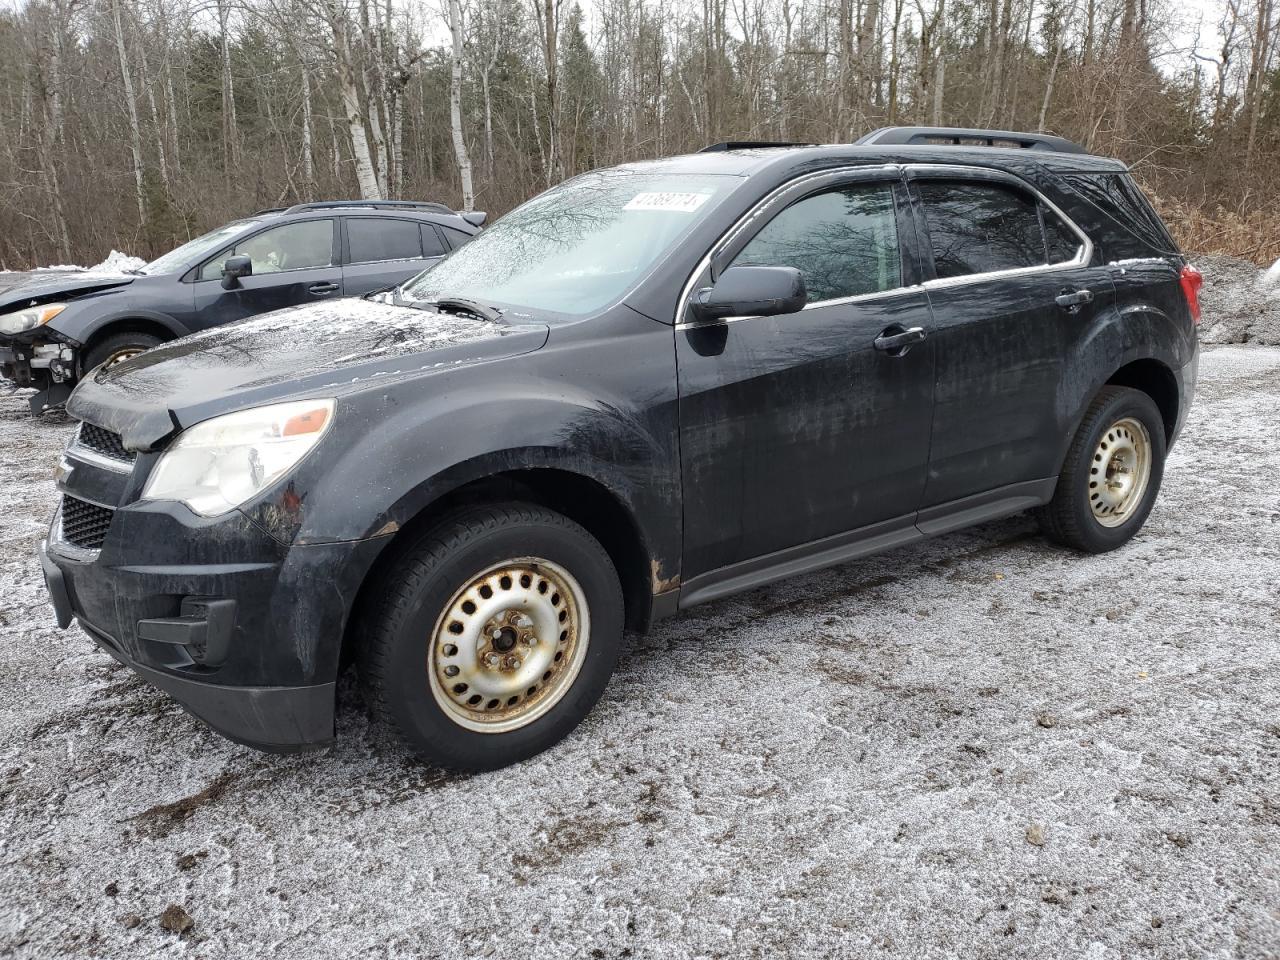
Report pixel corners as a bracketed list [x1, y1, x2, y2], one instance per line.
[1055, 288, 1094, 311]
[309, 282, 340, 296]
[874, 325, 927, 356]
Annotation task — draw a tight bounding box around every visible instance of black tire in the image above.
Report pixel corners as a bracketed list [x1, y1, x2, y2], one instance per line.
[1037, 385, 1167, 553]
[359, 502, 624, 771]
[82, 331, 162, 376]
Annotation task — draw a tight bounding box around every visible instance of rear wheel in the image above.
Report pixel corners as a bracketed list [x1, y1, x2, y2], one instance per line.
[1037, 385, 1167, 553]
[82, 331, 162, 376]
[359, 503, 624, 770]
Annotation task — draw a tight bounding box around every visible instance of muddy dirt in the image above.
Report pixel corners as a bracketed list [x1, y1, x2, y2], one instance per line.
[1, 347, 1278, 958]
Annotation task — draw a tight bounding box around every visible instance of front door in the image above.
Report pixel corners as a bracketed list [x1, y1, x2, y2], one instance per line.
[191, 217, 342, 329]
[676, 171, 936, 583]
[908, 169, 1115, 509]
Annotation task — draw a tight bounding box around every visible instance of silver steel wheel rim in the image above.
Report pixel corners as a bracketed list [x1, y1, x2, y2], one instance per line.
[428, 558, 590, 734]
[1088, 416, 1152, 528]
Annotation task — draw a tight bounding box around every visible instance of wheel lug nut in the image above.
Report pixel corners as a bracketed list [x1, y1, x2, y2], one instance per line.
[504, 655, 520, 669]
[524, 634, 537, 646]
[484, 653, 501, 667]
[515, 614, 533, 629]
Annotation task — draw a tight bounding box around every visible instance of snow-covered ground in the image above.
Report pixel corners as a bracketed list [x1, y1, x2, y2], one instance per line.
[0, 345, 1278, 958]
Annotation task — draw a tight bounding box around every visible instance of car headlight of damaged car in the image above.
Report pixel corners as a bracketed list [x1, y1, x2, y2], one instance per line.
[142, 399, 335, 517]
[0, 303, 66, 335]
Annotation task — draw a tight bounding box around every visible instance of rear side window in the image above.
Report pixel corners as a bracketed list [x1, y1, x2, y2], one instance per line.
[919, 182, 1046, 278]
[731, 184, 901, 303]
[347, 218, 422, 263]
[421, 224, 447, 257]
[1044, 209, 1085, 264]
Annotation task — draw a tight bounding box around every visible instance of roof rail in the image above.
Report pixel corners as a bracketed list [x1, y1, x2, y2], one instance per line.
[251, 207, 287, 216]
[282, 200, 458, 215]
[856, 126, 1087, 155]
[699, 141, 812, 152]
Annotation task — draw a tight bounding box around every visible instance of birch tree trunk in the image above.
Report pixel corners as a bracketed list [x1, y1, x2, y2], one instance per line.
[300, 58, 315, 198]
[216, 0, 239, 182]
[448, 0, 475, 210]
[331, 12, 382, 199]
[110, 0, 147, 232]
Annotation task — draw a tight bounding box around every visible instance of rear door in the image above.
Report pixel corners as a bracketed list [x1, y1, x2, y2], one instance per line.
[190, 218, 342, 329]
[341, 216, 444, 295]
[676, 169, 937, 582]
[908, 167, 1115, 518]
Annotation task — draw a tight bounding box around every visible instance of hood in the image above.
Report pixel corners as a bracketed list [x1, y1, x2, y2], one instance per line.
[0, 270, 134, 311]
[67, 297, 549, 450]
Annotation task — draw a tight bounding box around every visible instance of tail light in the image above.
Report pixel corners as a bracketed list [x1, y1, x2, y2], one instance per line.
[1179, 264, 1203, 325]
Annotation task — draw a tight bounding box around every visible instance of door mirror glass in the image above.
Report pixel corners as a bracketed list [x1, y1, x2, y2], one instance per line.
[221, 254, 253, 290]
[691, 265, 806, 321]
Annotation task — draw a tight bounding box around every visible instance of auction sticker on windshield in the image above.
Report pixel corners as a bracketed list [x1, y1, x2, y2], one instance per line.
[624, 192, 711, 213]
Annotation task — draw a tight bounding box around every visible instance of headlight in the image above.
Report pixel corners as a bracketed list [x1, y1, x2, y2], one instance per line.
[0, 303, 66, 335]
[142, 399, 335, 517]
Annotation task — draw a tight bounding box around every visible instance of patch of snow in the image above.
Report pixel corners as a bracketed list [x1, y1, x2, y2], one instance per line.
[6, 250, 147, 275]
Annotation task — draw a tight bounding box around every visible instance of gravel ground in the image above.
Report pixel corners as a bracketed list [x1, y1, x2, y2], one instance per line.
[2, 346, 1279, 959]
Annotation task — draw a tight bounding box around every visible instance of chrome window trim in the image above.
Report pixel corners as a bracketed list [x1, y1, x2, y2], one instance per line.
[68, 423, 134, 474]
[905, 163, 1094, 291]
[674, 164, 907, 329]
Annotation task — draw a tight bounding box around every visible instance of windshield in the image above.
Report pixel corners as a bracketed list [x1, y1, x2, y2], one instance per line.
[401, 170, 739, 315]
[141, 219, 264, 276]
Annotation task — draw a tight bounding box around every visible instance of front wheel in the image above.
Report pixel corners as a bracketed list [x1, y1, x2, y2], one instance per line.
[1037, 385, 1168, 553]
[82, 331, 162, 377]
[359, 503, 624, 770]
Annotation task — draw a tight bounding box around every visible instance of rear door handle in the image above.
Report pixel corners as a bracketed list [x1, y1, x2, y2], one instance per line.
[874, 325, 927, 355]
[1055, 288, 1094, 311]
[309, 282, 340, 296]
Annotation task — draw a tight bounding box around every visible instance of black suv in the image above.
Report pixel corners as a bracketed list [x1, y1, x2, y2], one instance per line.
[39, 127, 1200, 770]
[0, 200, 484, 413]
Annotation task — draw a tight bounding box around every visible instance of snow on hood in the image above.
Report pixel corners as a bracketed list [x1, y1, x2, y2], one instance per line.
[68, 296, 549, 450]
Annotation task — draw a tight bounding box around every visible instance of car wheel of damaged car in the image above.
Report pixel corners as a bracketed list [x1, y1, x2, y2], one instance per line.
[82, 331, 162, 376]
[359, 503, 623, 770]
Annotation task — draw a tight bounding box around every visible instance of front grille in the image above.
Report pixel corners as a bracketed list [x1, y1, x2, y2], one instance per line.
[76, 422, 134, 463]
[60, 495, 114, 550]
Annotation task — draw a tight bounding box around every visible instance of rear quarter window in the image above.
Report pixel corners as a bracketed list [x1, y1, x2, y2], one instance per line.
[1055, 173, 1179, 260]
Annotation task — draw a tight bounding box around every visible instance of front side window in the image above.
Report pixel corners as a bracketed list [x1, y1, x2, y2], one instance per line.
[198, 219, 334, 280]
[919, 182, 1047, 279]
[401, 170, 739, 315]
[348, 218, 422, 264]
[731, 184, 901, 303]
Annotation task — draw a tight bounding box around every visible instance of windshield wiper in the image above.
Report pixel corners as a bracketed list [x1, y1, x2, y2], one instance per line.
[411, 296, 504, 322]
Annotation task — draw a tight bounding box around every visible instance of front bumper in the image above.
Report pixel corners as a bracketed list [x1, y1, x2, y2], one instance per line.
[39, 499, 389, 752]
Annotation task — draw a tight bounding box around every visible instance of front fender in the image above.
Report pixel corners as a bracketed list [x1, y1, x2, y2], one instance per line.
[238, 312, 682, 591]
[68, 307, 191, 345]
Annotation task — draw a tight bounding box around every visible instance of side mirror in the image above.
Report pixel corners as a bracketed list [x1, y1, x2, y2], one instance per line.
[221, 254, 253, 290]
[691, 265, 807, 321]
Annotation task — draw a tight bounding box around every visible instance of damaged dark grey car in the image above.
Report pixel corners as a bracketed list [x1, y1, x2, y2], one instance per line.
[40, 128, 1200, 770]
